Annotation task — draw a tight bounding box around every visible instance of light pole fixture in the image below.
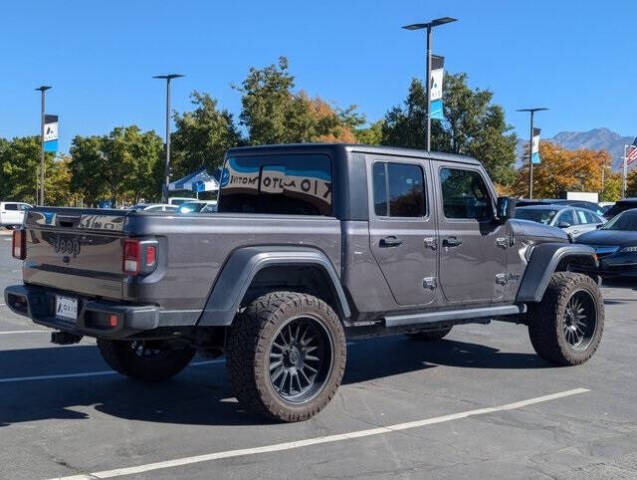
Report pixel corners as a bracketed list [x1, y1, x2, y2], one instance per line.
[517, 107, 549, 199]
[153, 74, 184, 203]
[35, 85, 52, 206]
[403, 17, 457, 151]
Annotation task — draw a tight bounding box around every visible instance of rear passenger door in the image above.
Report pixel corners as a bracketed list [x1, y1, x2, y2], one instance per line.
[434, 164, 507, 305]
[368, 157, 438, 307]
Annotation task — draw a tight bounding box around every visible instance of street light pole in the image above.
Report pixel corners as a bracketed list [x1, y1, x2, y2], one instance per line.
[153, 74, 184, 203]
[517, 107, 548, 199]
[403, 17, 457, 152]
[35, 85, 51, 205]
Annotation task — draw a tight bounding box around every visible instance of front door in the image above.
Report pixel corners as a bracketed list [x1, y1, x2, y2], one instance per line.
[368, 157, 438, 307]
[434, 164, 507, 305]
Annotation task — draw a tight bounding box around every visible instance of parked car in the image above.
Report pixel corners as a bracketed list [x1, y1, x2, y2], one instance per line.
[168, 197, 196, 206]
[576, 208, 637, 278]
[515, 204, 605, 238]
[129, 203, 179, 212]
[178, 200, 216, 213]
[603, 198, 637, 220]
[0, 202, 31, 229]
[514, 199, 556, 208]
[5, 143, 604, 422]
[549, 199, 605, 216]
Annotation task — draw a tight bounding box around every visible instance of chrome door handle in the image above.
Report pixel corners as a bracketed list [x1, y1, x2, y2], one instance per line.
[424, 237, 438, 250]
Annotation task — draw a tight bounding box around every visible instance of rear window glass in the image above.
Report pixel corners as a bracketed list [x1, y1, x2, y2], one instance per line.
[218, 154, 332, 216]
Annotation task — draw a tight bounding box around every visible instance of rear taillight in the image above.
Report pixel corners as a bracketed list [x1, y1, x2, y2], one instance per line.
[12, 229, 26, 260]
[123, 239, 141, 274]
[122, 239, 158, 275]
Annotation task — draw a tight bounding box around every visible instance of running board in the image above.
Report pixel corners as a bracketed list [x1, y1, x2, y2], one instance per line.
[384, 305, 526, 328]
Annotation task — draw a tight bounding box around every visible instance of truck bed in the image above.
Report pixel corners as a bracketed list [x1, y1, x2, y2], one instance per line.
[19, 207, 342, 322]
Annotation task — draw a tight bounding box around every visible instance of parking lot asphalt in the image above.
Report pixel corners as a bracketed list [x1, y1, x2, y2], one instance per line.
[1, 239, 637, 480]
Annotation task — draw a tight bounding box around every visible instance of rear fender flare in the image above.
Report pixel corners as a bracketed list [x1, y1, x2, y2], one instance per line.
[516, 243, 598, 303]
[197, 246, 351, 326]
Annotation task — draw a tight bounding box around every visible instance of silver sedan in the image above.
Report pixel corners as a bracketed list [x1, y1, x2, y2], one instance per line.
[515, 204, 606, 238]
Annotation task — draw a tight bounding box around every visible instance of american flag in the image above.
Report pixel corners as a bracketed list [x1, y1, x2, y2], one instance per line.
[627, 137, 637, 165]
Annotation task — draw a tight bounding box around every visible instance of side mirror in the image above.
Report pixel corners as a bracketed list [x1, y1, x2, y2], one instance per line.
[596, 224, 603, 229]
[496, 196, 516, 223]
[557, 221, 571, 228]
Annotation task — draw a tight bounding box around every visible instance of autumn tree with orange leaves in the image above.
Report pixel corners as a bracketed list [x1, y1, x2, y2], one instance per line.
[513, 141, 612, 199]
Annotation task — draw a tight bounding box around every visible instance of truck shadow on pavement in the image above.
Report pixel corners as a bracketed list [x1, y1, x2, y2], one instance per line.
[0, 336, 548, 427]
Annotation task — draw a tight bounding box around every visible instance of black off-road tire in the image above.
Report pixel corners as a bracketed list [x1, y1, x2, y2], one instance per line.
[528, 272, 604, 366]
[226, 292, 347, 422]
[97, 339, 196, 382]
[407, 326, 453, 341]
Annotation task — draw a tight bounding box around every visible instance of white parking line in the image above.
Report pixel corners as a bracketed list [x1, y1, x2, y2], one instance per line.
[0, 360, 224, 384]
[0, 329, 48, 335]
[46, 388, 589, 480]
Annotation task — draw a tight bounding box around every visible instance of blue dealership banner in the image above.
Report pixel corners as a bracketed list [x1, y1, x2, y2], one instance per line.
[531, 128, 541, 164]
[430, 55, 444, 120]
[44, 114, 58, 153]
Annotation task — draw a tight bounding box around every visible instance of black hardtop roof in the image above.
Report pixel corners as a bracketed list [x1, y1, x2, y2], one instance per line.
[227, 143, 481, 166]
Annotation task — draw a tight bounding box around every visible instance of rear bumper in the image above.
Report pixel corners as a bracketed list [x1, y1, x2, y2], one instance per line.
[3, 284, 188, 338]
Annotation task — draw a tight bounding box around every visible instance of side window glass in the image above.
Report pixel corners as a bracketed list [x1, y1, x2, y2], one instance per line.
[373, 163, 388, 216]
[5, 204, 17, 211]
[556, 210, 573, 225]
[387, 163, 426, 217]
[439, 168, 492, 220]
[373, 162, 426, 218]
[576, 210, 587, 224]
[584, 211, 598, 224]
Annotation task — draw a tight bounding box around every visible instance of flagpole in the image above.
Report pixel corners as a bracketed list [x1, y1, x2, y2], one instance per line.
[623, 144, 628, 199]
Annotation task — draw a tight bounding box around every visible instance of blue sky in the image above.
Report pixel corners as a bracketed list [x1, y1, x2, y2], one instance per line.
[1, 0, 635, 153]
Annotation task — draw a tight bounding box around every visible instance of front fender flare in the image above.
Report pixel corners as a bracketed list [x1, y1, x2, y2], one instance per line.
[516, 243, 598, 303]
[197, 246, 351, 326]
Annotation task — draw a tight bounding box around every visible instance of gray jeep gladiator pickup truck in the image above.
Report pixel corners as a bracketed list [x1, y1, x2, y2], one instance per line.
[5, 144, 604, 422]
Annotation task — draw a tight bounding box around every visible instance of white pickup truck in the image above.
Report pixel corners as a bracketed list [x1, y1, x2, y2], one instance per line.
[0, 201, 32, 229]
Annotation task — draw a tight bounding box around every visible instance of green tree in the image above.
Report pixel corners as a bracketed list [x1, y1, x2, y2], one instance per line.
[0, 136, 54, 204]
[381, 73, 517, 186]
[69, 126, 163, 205]
[235, 57, 364, 145]
[602, 170, 622, 202]
[171, 91, 243, 178]
[355, 120, 384, 145]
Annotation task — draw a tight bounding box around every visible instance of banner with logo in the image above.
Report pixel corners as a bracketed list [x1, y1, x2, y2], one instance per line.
[531, 128, 541, 164]
[44, 114, 58, 152]
[430, 55, 444, 120]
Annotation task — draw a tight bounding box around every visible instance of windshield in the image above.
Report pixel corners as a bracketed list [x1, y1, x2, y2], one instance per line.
[601, 210, 637, 231]
[515, 208, 558, 225]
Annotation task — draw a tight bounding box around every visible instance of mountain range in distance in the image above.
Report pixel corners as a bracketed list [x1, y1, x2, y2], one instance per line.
[516, 128, 634, 170]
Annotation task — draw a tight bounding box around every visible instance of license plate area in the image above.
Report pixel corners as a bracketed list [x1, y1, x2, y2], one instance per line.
[55, 295, 78, 321]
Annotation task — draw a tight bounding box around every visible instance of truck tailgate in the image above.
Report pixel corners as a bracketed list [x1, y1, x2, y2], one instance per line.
[23, 209, 129, 299]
